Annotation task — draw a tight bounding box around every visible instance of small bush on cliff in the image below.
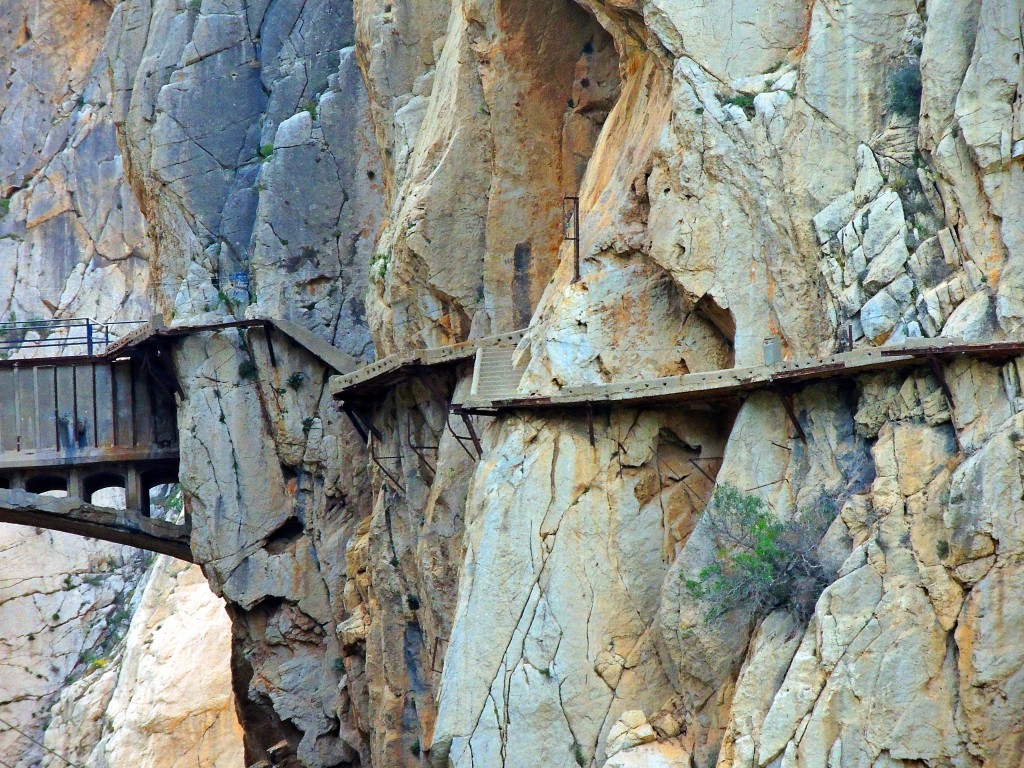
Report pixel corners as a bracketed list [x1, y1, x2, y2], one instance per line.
[685, 484, 836, 623]
[889, 63, 922, 118]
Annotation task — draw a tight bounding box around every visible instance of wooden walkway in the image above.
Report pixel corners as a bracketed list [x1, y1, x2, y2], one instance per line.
[328, 330, 525, 405]
[328, 332, 1024, 419]
[457, 337, 1024, 412]
[0, 315, 358, 560]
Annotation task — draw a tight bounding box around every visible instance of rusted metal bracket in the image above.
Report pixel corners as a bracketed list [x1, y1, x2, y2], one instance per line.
[687, 456, 723, 483]
[341, 403, 383, 444]
[263, 325, 278, 368]
[407, 412, 439, 478]
[926, 354, 956, 413]
[369, 434, 405, 495]
[775, 388, 807, 443]
[447, 406, 483, 460]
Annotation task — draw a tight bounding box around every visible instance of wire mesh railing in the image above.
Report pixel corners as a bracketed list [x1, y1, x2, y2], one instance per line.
[0, 318, 148, 358]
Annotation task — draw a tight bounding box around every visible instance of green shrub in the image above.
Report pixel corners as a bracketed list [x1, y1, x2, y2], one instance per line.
[238, 358, 258, 381]
[889, 63, 922, 118]
[409, 739, 420, 757]
[685, 484, 836, 622]
[287, 371, 306, 390]
[0, 198, 10, 217]
[724, 93, 755, 110]
[258, 143, 274, 160]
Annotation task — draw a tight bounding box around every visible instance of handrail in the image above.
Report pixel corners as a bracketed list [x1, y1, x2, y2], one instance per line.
[0, 317, 148, 356]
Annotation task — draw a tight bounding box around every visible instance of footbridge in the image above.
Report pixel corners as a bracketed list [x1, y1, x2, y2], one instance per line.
[330, 332, 1024, 446]
[0, 316, 357, 560]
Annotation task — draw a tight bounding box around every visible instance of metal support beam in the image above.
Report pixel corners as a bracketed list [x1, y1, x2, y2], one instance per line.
[263, 324, 278, 368]
[447, 407, 483, 459]
[407, 412, 438, 478]
[927, 354, 956, 413]
[342, 404, 370, 443]
[775, 389, 807, 443]
[369, 435, 405, 495]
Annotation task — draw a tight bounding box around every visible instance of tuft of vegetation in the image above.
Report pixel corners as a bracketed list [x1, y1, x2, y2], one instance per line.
[371, 251, 390, 280]
[724, 93, 756, 111]
[889, 62, 922, 118]
[286, 371, 306, 390]
[332, 657, 345, 674]
[573, 742, 586, 767]
[258, 143, 274, 160]
[238, 358, 258, 381]
[936, 539, 950, 559]
[303, 100, 318, 120]
[0, 198, 10, 217]
[409, 739, 420, 757]
[188, 0, 201, 12]
[685, 484, 837, 623]
[406, 593, 420, 611]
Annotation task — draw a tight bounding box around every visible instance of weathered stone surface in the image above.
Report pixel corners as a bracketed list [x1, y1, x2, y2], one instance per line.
[5, 0, 1023, 766]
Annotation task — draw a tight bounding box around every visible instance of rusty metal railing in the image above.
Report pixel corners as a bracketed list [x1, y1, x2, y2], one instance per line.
[0, 318, 147, 357]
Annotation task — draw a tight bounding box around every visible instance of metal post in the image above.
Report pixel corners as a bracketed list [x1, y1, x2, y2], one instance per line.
[564, 196, 580, 283]
[86, 319, 93, 357]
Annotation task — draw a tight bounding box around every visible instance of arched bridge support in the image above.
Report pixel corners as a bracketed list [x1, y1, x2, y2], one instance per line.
[0, 488, 193, 561]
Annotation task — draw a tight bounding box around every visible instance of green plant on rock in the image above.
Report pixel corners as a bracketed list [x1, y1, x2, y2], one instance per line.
[889, 62, 922, 118]
[724, 93, 755, 110]
[0, 198, 10, 217]
[258, 143, 274, 161]
[238, 357, 258, 381]
[573, 742, 586, 767]
[286, 371, 306, 390]
[371, 251, 390, 280]
[685, 484, 836, 623]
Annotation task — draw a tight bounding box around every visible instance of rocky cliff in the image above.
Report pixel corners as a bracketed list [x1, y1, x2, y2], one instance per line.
[2, 0, 1023, 766]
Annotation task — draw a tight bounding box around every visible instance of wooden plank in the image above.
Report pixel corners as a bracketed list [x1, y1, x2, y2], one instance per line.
[35, 367, 57, 451]
[0, 369, 16, 451]
[75, 365, 97, 449]
[55, 366, 76, 451]
[17, 368, 35, 451]
[93, 364, 114, 448]
[133, 359, 154, 446]
[113, 360, 134, 446]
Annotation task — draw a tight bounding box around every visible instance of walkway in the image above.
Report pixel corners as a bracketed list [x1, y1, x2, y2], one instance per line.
[0, 315, 357, 560]
[329, 332, 1024, 445]
[456, 337, 1024, 412]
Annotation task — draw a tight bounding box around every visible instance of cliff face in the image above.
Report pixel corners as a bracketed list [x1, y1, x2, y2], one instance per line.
[0, 2, 240, 764]
[2, 0, 1023, 767]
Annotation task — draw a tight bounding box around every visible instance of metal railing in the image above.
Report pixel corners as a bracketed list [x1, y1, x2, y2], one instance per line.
[0, 318, 147, 357]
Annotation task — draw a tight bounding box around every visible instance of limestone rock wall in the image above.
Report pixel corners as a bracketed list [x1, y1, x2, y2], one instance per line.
[6, 0, 1019, 766]
[0, 2, 241, 765]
